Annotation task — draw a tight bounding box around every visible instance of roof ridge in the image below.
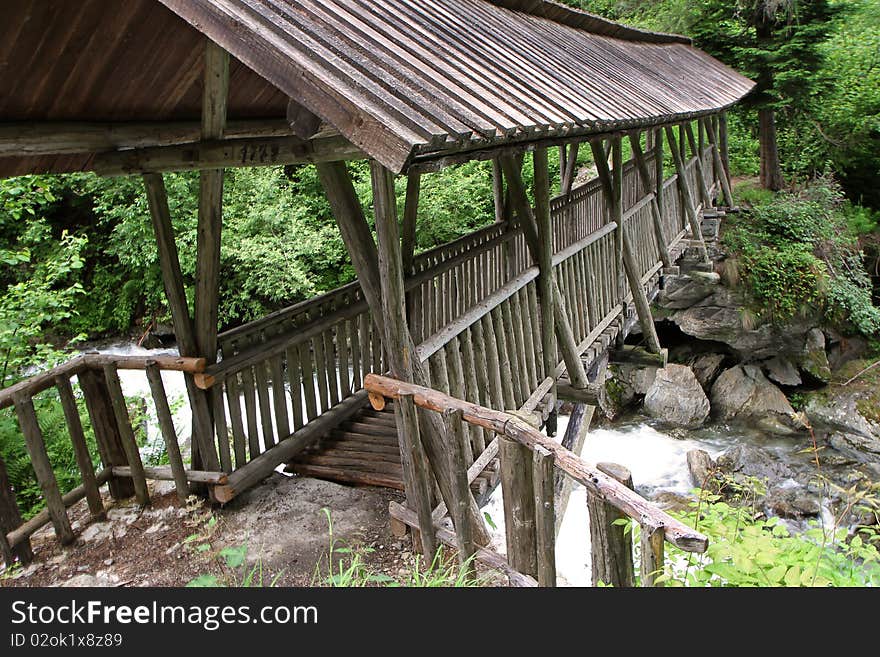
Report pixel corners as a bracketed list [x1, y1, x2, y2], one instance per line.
[484, 0, 692, 45]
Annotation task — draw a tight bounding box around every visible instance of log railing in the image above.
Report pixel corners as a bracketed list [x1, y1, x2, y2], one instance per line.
[365, 373, 708, 587]
[0, 354, 210, 567]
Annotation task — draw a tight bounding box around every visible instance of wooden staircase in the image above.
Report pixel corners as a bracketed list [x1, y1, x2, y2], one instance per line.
[285, 400, 500, 501]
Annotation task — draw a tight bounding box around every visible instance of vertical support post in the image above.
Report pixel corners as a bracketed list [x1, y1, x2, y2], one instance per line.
[443, 409, 476, 578]
[559, 144, 567, 191]
[640, 522, 666, 587]
[145, 363, 190, 504]
[628, 133, 671, 268]
[719, 112, 731, 191]
[533, 445, 556, 586]
[370, 161, 489, 548]
[0, 454, 32, 565]
[193, 40, 229, 471]
[654, 127, 664, 222]
[588, 463, 635, 587]
[561, 142, 579, 196]
[55, 374, 104, 519]
[492, 157, 505, 224]
[533, 147, 557, 410]
[704, 117, 734, 208]
[554, 403, 594, 533]
[684, 123, 712, 207]
[143, 174, 221, 472]
[13, 395, 75, 544]
[499, 435, 537, 577]
[102, 365, 150, 506]
[611, 136, 625, 308]
[402, 171, 422, 343]
[664, 126, 710, 265]
[397, 394, 437, 557]
[78, 368, 135, 500]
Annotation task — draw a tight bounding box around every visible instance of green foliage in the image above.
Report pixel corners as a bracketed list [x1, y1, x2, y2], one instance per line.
[0, 390, 101, 519]
[724, 177, 880, 334]
[662, 481, 880, 587]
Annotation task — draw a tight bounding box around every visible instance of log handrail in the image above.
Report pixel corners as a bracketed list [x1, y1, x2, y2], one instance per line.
[0, 354, 205, 410]
[364, 373, 708, 553]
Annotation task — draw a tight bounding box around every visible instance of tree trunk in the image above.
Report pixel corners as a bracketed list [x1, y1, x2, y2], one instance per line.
[758, 107, 783, 191]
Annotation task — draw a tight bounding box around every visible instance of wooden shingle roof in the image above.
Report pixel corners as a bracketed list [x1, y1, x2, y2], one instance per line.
[0, 0, 754, 175]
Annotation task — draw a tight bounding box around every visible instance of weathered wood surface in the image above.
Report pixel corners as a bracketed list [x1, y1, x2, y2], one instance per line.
[13, 395, 75, 545]
[533, 445, 556, 586]
[366, 374, 708, 553]
[588, 463, 636, 587]
[554, 403, 594, 534]
[0, 453, 32, 564]
[111, 466, 226, 485]
[145, 364, 190, 502]
[641, 522, 666, 587]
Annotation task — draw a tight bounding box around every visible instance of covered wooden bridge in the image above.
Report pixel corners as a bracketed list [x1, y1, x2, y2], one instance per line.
[0, 0, 753, 585]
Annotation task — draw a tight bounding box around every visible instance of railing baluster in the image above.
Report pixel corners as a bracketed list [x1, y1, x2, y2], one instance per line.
[532, 445, 556, 587]
[145, 363, 189, 503]
[102, 364, 150, 506]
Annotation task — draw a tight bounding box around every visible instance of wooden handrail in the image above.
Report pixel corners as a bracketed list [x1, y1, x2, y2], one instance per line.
[364, 373, 708, 553]
[0, 354, 205, 410]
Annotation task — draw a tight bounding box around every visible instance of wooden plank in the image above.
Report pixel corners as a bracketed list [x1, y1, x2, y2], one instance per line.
[588, 463, 635, 587]
[13, 395, 75, 544]
[254, 361, 276, 449]
[533, 445, 556, 587]
[366, 374, 709, 553]
[445, 338, 474, 465]
[290, 465, 402, 490]
[629, 133, 671, 268]
[145, 364, 189, 503]
[401, 171, 421, 275]
[323, 329, 340, 408]
[499, 435, 537, 577]
[211, 387, 232, 474]
[142, 173, 220, 472]
[491, 307, 517, 410]
[112, 466, 226, 485]
[458, 328, 487, 454]
[664, 126, 710, 264]
[224, 376, 248, 468]
[299, 342, 319, 423]
[240, 366, 261, 459]
[269, 356, 290, 442]
[54, 374, 104, 519]
[102, 365, 150, 506]
[337, 317, 351, 398]
[395, 395, 437, 557]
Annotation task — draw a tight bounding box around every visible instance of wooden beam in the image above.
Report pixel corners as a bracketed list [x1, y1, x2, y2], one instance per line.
[94, 135, 362, 176]
[500, 435, 537, 577]
[628, 133, 671, 268]
[492, 158, 505, 223]
[286, 98, 323, 140]
[554, 403, 593, 534]
[664, 126, 710, 264]
[371, 161, 489, 548]
[532, 148, 557, 388]
[589, 463, 636, 587]
[620, 223, 663, 353]
[373, 161, 436, 557]
[142, 173, 221, 472]
[719, 112, 732, 193]
[533, 445, 556, 586]
[401, 171, 421, 275]
[192, 41, 228, 472]
[0, 453, 32, 564]
[561, 141, 579, 196]
[0, 119, 297, 157]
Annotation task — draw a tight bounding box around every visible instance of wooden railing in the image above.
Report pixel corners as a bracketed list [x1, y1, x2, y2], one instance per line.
[0, 354, 212, 566]
[366, 373, 708, 587]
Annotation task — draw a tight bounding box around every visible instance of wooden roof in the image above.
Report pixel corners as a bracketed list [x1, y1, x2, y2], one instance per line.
[0, 0, 754, 176]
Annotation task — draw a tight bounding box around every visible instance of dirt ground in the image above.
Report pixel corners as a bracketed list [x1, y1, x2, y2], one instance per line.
[1, 474, 502, 588]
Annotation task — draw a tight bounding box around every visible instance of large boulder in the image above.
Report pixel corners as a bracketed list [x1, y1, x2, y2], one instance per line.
[672, 287, 817, 361]
[710, 365, 806, 435]
[658, 272, 719, 310]
[716, 444, 796, 485]
[643, 365, 710, 428]
[762, 356, 802, 387]
[798, 328, 832, 383]
[689, 353, 727, 391]
[805, 394, 880, 440]
[686, 449, 715, 487]
[828, 432, 880, 464]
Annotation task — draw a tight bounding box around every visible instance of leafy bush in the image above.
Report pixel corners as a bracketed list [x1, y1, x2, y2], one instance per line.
[724, 177, 880, 334]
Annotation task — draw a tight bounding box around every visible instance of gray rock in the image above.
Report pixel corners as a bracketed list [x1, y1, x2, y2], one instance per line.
[799, 328, 831, 383]
[762, 356, 802, 387]
[672, 287, 817, 360]
[613, 363, 658, 396]
[710, 365, 806, 435]
[828, 432, 880, 464]
[643, 365, 710, 428]
[689, 353, 726, 391]
[768, 486, 821, 519]
[716, 444, 795, 485]
[805, 395, 879, 440]
[658, 273, 718, 310]
[686, 449, 715, 487]
[80, 522, 114, 543]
